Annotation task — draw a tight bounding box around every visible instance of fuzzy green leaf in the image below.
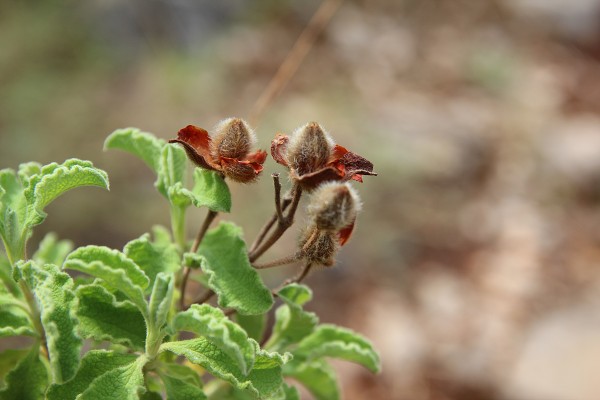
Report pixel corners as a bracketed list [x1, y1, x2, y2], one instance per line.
[160, 338, 290, 398]
[75, 284, 146, 350]
[160, 372, 207, 400]
[33, 232, 73, 266]
[0, 347, 49, 400]
[283, 360, 339, 400]
[190, 169, 231, 212]
[14, 261, 82, 382]
[64, 246, 149, 316]
[0, 348, 29, 389]
[235, 313, 267, 343]
[157, 144, 188, 199]
[282, 383, 300, 400]
[104, 128, 165, 173]
[148, 272, 174, 332]
[0, 307, 35, 337]
[24, 159, 109, 225]
[198, 222, 273, 315]
[77, 355, 147, 400]
[172, 304, 255, 375]
[267, 284, 318, 350]
[124, 232, 180, 291]
[0, 169, 29, 262]
[47, 350, 138, 400]
[294, 325, 381, 373]
[17, 162, 42, 182]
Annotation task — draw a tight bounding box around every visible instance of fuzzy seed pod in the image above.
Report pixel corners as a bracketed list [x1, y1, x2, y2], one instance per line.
[307, 182, 361, 231]
[299, 227, 339, 267]
[286, 122, 334, 177]
[210, 118, 256, 160]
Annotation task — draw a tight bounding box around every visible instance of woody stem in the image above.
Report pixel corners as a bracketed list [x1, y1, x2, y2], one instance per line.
[248, 175, 292, 254]
[248, 185, 302, 263]
[253, 252, 303, 269]
[180, 209, 218, 311]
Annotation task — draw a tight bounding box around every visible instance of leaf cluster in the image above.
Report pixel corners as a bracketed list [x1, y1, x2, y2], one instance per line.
[0, 128, 380, 399]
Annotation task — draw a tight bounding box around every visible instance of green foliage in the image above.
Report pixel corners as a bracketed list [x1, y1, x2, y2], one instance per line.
[75, 284, 146, 350]
[14, 261, 82, 383]
[197, 222, 273, 315]
[0, 347, 49, 400]
[0, 129, 380, 399]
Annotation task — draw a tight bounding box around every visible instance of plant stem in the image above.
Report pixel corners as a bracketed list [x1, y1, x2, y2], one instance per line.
[253, 253, 302, 269]
[248, 185, 302, 263]
[179, 209, 218, 311]
[248, 175, 293, 254]
[283, 262, 314, 287]
[19, 280, 48, 357]
[170, 205, 186, 250]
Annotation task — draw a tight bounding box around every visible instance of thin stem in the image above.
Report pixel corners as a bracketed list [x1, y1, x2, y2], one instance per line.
[272, 174, 284, 222]
[179, 210, 218, 311]
[170, 205, 186, 250]
[249, 0, 343, 126]
[248, 185, 303, 263]
[284, 262, 314, 286]
[253, 253, 302, 269]
[248, 183, 293, 254]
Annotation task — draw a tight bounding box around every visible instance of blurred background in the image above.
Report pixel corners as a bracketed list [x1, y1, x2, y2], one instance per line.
[2, 0, 600, 399]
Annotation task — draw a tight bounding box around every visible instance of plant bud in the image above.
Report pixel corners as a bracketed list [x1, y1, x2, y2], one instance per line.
[299, 227, 339, 267]
[286, 122, 334, 176]
[307, 182, 361, 231]
[210, 118, 256, 160]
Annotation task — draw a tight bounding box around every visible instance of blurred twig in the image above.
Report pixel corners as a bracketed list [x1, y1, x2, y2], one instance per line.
[249, 0, 343, 127]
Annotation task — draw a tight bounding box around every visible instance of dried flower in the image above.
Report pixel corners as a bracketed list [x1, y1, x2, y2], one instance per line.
[169, 118, 267, 183]
[299, 229, 339, 267]
[307, 182, 361, 231]
[271, 122, 377, 190]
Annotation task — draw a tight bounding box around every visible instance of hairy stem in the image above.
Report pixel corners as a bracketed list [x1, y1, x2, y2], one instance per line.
[253, 253, 302, 269]
[248, 185, 302, 263]
[179, 209, 218, 311]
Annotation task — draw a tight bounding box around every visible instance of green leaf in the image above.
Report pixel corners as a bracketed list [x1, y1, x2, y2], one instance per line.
[17, 162, 42, 182]
[64, 246, 150, 316]
[75, 284, 146, 350]
[148, 272, 174, 332]
[14, 261, 82, 382]
[282, 383, 300, 400]
[24, 159, 109, 225]
[198, 222, 273, 315]
[267, 284, 318, 350]
[0, 254, 19, 298]
[160, 338, 290, 398]
[157, 144, 188, 199]
[172, 304, 255, 375]
[0, 307, 35, 337]
[0, 346, 49, 400]
[190, 169, 231, 212]
[47, 350, 138, 400]
[124, 232, 180, 292]
[77, 355, 148, 400]
[283, 360, 339, 400]
[160, 372, 207, 400]
[0, 169, 28, 262]
[235, 313, 267, 343]
[104, 128, 165, 173]
[33, 232, 73, 266]
[294, 325, 381, 373]
[0, 348, 29, 389]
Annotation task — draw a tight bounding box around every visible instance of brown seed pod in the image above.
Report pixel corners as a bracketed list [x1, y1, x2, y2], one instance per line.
[210, 118, 256, 160]
[307, 182, 361, 231]
[299, 226, 339, 267]
[286, 122, 334, 177]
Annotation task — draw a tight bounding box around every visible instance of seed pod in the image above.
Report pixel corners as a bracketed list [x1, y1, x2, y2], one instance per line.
[286, 122, 334, 176]
[299, 227, 339, 267]
[307, 182, 361, 231]
[210, 118, 256, 160]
